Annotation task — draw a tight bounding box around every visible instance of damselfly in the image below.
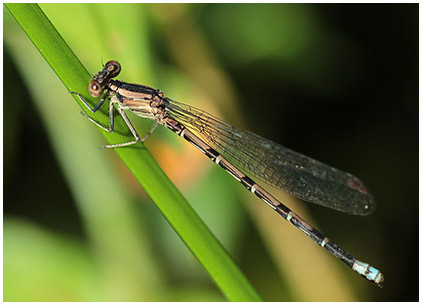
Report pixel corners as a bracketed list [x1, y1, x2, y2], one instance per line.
[71, 60, 384, 286]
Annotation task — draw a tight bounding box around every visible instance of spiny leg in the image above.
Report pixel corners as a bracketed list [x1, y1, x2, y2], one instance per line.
[70, 91, 113, 132]
[70, 90, 109, 113]
[98, 105, 141, 149]
[141, 121, 159, 142]
[81, 99, 115, 133]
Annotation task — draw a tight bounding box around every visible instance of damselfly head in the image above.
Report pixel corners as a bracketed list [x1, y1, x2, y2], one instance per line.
[88, 60, 122, 97]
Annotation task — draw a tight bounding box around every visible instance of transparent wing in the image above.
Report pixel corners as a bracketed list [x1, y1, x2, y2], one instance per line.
[164, 98, 375, 215]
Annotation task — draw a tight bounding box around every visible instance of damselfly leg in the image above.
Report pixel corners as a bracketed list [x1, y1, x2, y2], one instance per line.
[70, 90, 142, 149]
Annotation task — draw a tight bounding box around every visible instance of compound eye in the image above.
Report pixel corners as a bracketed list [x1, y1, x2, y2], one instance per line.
[104, 60, 121, 78]
[88, 80, 104, 97]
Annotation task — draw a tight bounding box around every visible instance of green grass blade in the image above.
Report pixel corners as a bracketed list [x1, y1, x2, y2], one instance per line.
[5, 3, 262, 302]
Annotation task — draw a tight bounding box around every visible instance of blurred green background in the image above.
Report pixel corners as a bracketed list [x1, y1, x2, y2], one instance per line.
[3, 3, 418, 302]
